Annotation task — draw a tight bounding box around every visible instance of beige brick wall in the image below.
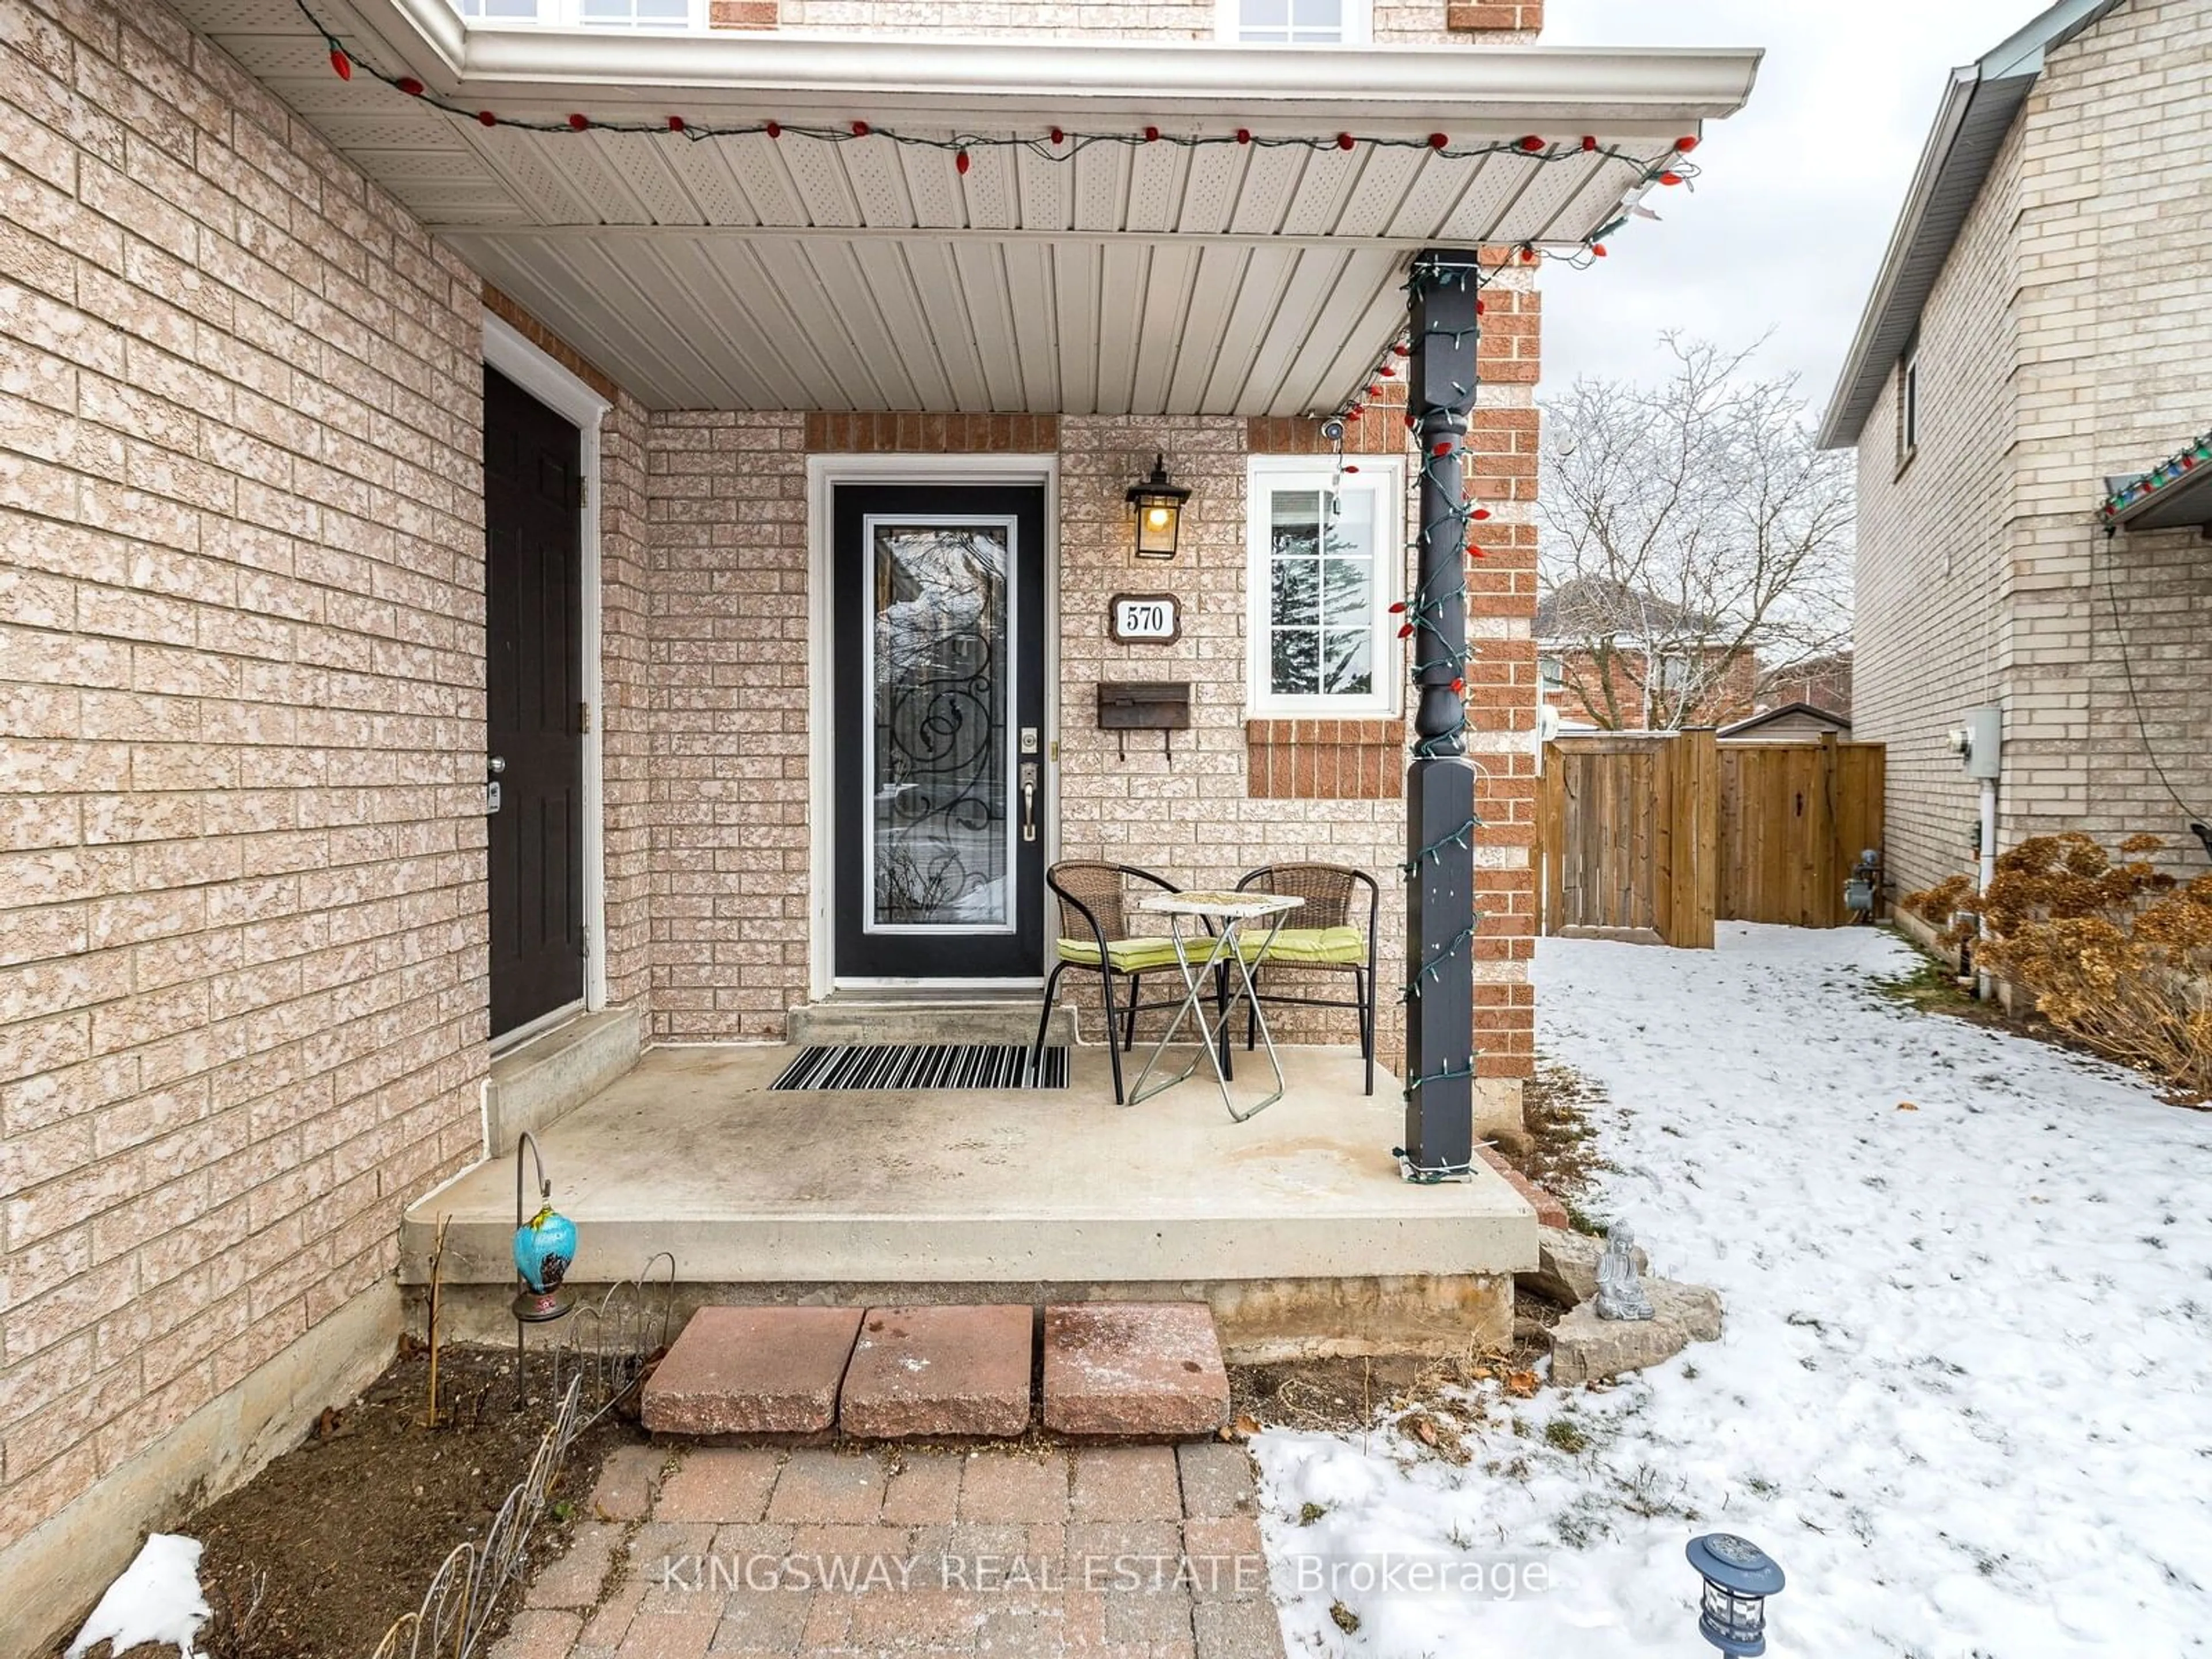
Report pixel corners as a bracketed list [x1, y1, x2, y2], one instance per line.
[1854, 0, 2212, 897]
[643, 412, 812, 1042]
[2006, 0, 2212, 866]
[1849, 119, 2021, 899]
[1, 0, 486, 1562]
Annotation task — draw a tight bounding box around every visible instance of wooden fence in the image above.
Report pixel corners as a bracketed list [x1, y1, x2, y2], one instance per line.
[1539, 730, 1718, 949]
[1539, 730, 1884, 946]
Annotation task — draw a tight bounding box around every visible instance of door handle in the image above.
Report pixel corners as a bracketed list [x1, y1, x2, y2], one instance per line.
[487, 756, 506, 775]
[1019, 762, 1039, 844]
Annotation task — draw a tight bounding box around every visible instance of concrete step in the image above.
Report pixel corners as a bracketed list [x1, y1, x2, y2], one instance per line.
[787, 997, 1075, 1048]
[1043, 1302, 1230, 1438]
[486, 1003, 642, 1155]
[637, 1300, 1231, 1441]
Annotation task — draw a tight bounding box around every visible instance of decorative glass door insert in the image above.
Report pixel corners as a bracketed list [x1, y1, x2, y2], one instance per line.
[863, 517, 1018, 934]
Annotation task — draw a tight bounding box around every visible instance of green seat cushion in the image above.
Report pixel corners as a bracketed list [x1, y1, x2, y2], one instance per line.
[1238, 925, 1366, 965]
[1057, 935, 1187, 974]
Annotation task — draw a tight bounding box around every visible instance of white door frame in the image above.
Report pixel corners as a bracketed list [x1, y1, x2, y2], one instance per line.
[482, 310, 612, 1024]
[805, 452, 1061, 1001]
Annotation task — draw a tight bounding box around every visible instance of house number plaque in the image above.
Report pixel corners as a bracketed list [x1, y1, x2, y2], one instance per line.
[1108, 593, 1181, 644]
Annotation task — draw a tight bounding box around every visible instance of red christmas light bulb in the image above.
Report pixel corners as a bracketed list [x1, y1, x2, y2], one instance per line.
[1236, 128, 1252, 145]
[1145, 126, 1161, 143]
[1336, 132, 1355, 150]
[1675, 135, 1700, 152]
[1518, 134, 1546, 152]
[1592, 243, 1608, 257]
[477, 110, 498, 127]
[1050, 127, 1066, 145]
[567, 113, 590, 131]
[1581, 135, 1599, 152]
[956, 149, 971, 174]
[851, 120, 871, 137]
[397, 77, 425, 97]
[666, 115, 685, 132]
[329, 47, 351, 80]
[1471, 507, 1491, 520]
[1429, 132, 1450, 150]
[765, 120, 782, 138]
[1660, 172, 1684, 186]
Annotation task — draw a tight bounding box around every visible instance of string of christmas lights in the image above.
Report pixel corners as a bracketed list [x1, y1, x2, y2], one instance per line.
[297, 0, 1698, 250]
[2101, 427, 2212, 521]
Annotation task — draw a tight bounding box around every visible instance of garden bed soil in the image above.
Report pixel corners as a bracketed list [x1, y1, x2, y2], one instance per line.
[62, 1342, 644, 1659]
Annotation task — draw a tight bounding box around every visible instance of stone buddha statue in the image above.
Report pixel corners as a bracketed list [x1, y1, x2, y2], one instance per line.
[1594, 1221, 1656, 1322]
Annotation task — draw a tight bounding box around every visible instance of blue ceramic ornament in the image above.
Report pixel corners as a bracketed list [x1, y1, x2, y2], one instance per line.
[513, 1203, 576, 1295]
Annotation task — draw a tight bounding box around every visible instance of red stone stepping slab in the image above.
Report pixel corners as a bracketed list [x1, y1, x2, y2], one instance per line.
[641, 1305, 862, 1435]
[839, 1304, 1034, 1438]
[1042, 1301, 1230, 1437]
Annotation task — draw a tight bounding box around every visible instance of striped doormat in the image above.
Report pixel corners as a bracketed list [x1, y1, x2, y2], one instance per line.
[769, 1043, 1068, 1092]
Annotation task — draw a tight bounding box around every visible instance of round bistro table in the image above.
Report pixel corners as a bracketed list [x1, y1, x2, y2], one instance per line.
[1124, 889, 1302, 1121]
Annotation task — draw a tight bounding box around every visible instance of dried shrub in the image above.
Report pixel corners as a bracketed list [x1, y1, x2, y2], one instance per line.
[1908, 833, 2212, 1096]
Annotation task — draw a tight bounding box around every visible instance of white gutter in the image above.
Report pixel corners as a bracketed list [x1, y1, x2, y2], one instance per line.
[368, 0, 1759, 130]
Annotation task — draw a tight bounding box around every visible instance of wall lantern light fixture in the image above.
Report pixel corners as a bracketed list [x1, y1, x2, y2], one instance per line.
[1127, 452, 1192, 559]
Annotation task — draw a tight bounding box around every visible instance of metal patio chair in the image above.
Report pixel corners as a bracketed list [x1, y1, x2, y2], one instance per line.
[1230, 862, 1381, 1096]
[1032, 861, 1200, 1104]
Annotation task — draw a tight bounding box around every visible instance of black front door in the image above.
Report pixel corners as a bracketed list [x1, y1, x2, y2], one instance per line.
[833, 484, 1047, 979]
[485, 367, 585, 1036]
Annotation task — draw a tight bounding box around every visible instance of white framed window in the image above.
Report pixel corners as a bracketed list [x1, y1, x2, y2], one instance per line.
[450, 0, 705, 25]
[1219, 0, 1372, 45]
[1539, 653, 1565, 693]
[1651, 653, 1697, 696]
[1897, 331, 1921, 471]
[1245, 456, 1404, 718]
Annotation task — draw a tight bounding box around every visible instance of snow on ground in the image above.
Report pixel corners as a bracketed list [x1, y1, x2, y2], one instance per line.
[1256, 924, 2212, 1658]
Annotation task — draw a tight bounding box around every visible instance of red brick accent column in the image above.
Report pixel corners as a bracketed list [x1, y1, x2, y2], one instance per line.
[1467, 262, 1540, 1096]
[1445, 2, 1543, 31]
[709, 0, 777, 26]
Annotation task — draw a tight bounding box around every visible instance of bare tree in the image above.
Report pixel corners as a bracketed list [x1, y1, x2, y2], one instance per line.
[1537, 334, 1855, 730]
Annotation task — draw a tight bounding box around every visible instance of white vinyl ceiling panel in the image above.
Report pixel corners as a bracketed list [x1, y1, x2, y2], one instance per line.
[171, 0, 1756, 412]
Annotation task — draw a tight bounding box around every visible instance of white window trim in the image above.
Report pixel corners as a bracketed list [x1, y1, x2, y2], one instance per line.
[452, 0, 709, 29]
[1215, 0, 1373, 46]
[1245, 453, 1404, 719]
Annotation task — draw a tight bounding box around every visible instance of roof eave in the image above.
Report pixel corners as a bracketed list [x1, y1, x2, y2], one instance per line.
[1816, 0, 2123, 451]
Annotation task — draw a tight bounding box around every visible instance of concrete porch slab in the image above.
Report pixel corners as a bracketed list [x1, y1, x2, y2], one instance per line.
[403, 1043, 1537, 1359]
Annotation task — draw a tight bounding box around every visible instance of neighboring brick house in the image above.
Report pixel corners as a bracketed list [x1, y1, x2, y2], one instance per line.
[1757, 648, 1853, 721]
[1535, 577, 1759, 729]
[1821, 0, 2212, 899]
[0, 0, 1754, 1641]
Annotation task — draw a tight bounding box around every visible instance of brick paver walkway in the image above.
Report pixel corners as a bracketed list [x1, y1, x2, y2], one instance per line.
[499, 1441, 1286, 1659]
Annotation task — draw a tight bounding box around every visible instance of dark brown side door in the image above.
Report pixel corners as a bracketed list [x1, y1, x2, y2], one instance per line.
[485, 367, 584, 1037]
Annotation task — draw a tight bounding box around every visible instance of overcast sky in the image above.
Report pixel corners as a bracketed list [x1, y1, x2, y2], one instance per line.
[1540, 0, 2038, 414]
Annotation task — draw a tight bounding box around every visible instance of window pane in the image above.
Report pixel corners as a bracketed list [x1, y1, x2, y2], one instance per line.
[1321, 628, 1372, 695]
[1290, 0, 1343, 38]
[457, 0, 539, 16]
[1320, 557, 1369, 623]
[1271, 556, 1320, 628]
[1240, 0, 1291, 32]
[1272, 628, 1319, 696]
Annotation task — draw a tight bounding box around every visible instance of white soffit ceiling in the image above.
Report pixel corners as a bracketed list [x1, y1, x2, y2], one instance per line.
[171, 1, 1760, 413]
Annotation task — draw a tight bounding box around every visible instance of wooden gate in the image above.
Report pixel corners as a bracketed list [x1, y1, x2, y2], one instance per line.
[1716, 736, 1886, 927]
[1538, 731, 1717, 948]
[1539, 731, 1885, 945]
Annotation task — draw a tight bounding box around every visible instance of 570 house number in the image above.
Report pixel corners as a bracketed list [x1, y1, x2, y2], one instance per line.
[1108, 593, 1181, 643]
